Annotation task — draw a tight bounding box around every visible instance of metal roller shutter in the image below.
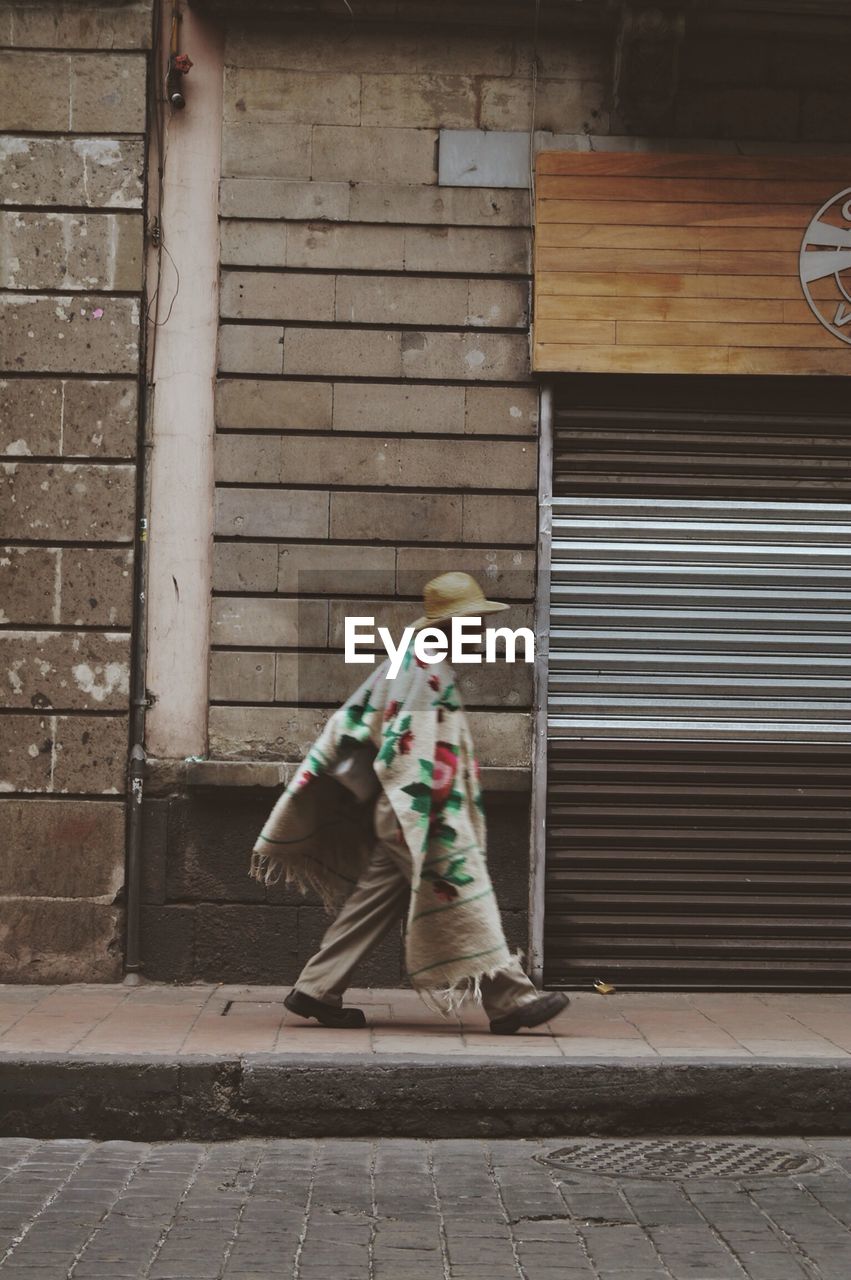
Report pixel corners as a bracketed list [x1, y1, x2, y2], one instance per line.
[544, 376, 851, 990]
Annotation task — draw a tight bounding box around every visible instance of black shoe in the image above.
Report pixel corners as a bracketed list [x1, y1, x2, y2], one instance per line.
[489, 991, 570, 1036]
[284, 988, 367, 1029]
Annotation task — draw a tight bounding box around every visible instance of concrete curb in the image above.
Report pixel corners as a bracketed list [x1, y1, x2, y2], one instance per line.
[3, 1054, 851, 1139]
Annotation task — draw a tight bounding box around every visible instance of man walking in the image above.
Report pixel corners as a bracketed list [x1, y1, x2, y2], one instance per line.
[251, 572, 569, 1035]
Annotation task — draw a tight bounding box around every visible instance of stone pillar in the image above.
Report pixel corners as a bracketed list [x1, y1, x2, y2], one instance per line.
[144, 0, 224, 758]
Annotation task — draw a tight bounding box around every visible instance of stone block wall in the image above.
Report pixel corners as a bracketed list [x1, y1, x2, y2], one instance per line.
[0, 1, 150, 981]
[134, 8, 851, 987]
[210, 20, 552, 773]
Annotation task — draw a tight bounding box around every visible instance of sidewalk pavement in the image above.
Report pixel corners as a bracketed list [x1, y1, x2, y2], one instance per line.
[2, 984, 850, 1140]
[3, 983, 851, 1059]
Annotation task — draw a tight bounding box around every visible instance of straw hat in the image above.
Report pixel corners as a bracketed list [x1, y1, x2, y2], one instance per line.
[412, 571, 509, 631]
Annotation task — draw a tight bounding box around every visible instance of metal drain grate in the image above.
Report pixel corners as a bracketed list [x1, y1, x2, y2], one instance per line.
[542, 1139, 826, 1181]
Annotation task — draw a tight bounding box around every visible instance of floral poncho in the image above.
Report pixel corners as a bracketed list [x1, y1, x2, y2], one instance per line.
[250, 644, 514, 1006]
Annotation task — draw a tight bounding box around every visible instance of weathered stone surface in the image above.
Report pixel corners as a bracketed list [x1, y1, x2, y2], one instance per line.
[463, 494, 537, 545]
[0, 631, 129, 711]
[404, 226, 530, 274]
[218, 324, 283, 375]
[332, 382, 465, 434]
[63, 379, 138, 457]
[0, 713, 53, 791]
[466, 279, 529, 329]
[221, 121, 311, 179]
[185, 759, 289, 788]
[0, 798, 124, 896]
[221, 271, 335, 322]
[0, 546, 58, 623]
[0, 212, 143, 291]
[0, 295, 140, 375]
[220, 177, 531, 228]
[480, 76, 607, 133]
[140, 795, 166, 903]
[53, 713, 127, 793]
[213, 542, 278, 593]
[0, 51, 70, 131]
[330, 491, 462, 542]
[312, 126, 437, 184]
[6, 2, 153, 50]
[214, 434, 279, 484]
[140, 905, 195, 982]
[0, 546, 133, 626]
[2, 711, 127, 798]
[468, 710, 531, 767]
[465, 385, 538, 436]
[274, 435, 536, 489]
[277, 543, 395, 594]
[209, 651, 275, 703]
[224, 67, 360, 124]
[208, 704, 329, 760]
[227, 25, 514, 76]
[0, 378, 137, 458]
[195, 904, 299, 983]
[220, 219, 288, 267]
[286, 222, 406, 271]
[163, 790, 272, 903]
[400, 331, 530, 382]
[59, 547, 134, 625]
[0, 897, 122, 981]
[216, 378, 332, 431]
[215, 487, 328, 539]
[219, 179, 349, 222]
[396, 546, 536, 598]
[361, 73, 477, 128]
[70, 52, 147, 132]
[333, 274, 469, 327]
[0, 378, 62, 455]
[0, 462, 135, 541]
[0, 136, 144, 208]
[515, 32, 609, 80]
[283, 328, 401, 378]
[349, 182, 531, 228]
[211, 597, 328, 648]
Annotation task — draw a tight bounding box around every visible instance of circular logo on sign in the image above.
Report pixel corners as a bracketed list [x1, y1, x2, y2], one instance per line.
[799, 187, 851, 346]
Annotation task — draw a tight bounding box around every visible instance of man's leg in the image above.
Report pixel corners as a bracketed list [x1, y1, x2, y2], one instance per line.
[293, 841, 410, 1009]
[480, 955, 571, 1035]
[478, 954, 540, 1020]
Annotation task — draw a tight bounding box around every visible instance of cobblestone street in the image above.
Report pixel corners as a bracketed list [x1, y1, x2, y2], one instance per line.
[1, 1138, 850, 1279]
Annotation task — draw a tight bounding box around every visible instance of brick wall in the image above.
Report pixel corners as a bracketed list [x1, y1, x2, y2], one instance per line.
[0, 2, 150, 980]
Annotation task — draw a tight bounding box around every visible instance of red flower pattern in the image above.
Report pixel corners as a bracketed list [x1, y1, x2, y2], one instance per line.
[431, 742, 458, 805]
[398, 729, 414, 755]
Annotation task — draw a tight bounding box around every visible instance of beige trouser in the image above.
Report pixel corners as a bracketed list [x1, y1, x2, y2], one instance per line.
[295, 793, 541, 1021]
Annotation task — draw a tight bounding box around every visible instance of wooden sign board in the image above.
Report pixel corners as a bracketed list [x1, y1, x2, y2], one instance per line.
[533, 152, 851, 375]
